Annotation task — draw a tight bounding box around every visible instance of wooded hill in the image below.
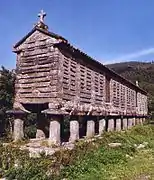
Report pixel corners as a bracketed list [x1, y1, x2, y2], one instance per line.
[106, 61, 154, 112]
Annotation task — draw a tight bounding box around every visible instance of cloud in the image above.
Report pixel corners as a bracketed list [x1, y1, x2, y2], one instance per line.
[103, 47, 154, 64]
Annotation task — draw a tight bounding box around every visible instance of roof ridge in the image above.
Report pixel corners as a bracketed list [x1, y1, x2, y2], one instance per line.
[13, 26, 67, 49]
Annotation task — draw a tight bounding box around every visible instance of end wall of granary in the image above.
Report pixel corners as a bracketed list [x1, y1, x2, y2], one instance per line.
[13, 30, 61, 109]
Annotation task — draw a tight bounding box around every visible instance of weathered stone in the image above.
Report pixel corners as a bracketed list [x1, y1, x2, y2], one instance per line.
[136, 118, 140, 125]
[122, 118, 127, 130]
[107, 119, 114, 132]
[142, 117, 146, 123]
[128, 118, 133, 129]
[99, 118, 106, 135]
[139, 118, 143, 125]
[48, 116, 61, 145]
[108, 143, 122, 147]
[86, 120, 95, 138]
[36, 129, 46, 139]
[69, 119, 79, 142]
[115, 118, 121, 131]
[14, 118, 24, 141]
[132, 117, 136, 126]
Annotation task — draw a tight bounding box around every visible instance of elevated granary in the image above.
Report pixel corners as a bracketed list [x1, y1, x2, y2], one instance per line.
[11, 11, 148, 143]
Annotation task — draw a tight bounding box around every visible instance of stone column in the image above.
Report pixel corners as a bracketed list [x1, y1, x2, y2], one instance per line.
[122, 118, 128, 130]
[128, 118, 133, 129]
[116, 118, 121, 131]
[107, 119, 114, 132]
[139, 118, 143, 125]
[99, 118, 106, 135]
[142, 117, 146, 123]
[132, 117, 136, 126]
[48, 115, 61, 146]
[9, 110, 26, 142]
[86, 119, 95, 138]
[14, 118, 24, 142]
[69, 116, 79, 142]
[136, 118, 140, 125]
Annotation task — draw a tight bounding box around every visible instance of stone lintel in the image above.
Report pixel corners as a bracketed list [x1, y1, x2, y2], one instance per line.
[42, 108, 69, 115]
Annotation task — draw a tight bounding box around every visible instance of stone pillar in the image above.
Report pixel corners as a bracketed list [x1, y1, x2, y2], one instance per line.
[139, 118, 143, 125]
[86, 119, 95, 138]
[122, 118, 128, 130]
[136, 118, 140, 125]
[107, 119, 114, 132]
[128, 118, 133, 129]
[69, 116, 79, 142]
[132, 117, 136, 126]
[99, 118, 106, 135]
[48, 115, 61, 146]
[142, 117, 146, 123]
[116, 118, 121, 131]
[8, 110, 26, 142]
[14, 118, 24, 142]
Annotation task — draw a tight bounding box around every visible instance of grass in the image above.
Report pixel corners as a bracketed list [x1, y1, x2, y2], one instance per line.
[58, 124, 154, 180]
[1, 124, 154, 180]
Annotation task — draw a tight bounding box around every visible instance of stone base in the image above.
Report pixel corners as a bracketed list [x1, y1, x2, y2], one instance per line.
[108, 119, 114, 132]
[86, 120, 95, 138]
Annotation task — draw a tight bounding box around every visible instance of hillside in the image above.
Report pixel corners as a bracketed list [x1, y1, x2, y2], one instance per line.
[106, 61, 154, 112]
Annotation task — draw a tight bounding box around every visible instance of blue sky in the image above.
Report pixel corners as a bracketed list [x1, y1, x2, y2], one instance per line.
[1, 0, 154, 68]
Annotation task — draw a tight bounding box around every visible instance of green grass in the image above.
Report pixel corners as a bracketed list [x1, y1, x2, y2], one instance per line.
[1, 124, 154, 180]
[58, 125, 154, 180]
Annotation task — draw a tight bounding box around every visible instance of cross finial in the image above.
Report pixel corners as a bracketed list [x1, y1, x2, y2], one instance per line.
[136, 80, 139, 87]
[38, 10, 46, 23]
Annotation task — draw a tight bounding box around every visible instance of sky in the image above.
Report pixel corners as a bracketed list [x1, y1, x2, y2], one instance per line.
[1, 0, 154, 68]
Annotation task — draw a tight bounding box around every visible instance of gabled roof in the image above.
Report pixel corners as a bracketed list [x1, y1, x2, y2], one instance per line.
[54, 41, 147, 95]
[14, 26, 67, 49]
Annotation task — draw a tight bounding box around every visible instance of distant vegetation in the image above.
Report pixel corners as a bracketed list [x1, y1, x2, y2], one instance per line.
[107, 61, 154, 113]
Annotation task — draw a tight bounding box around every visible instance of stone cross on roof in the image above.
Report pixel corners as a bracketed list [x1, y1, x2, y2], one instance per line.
[38, 10, 46, 23]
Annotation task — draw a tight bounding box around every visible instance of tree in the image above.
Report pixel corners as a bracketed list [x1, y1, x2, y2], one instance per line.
[0, 66, 15, 136]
